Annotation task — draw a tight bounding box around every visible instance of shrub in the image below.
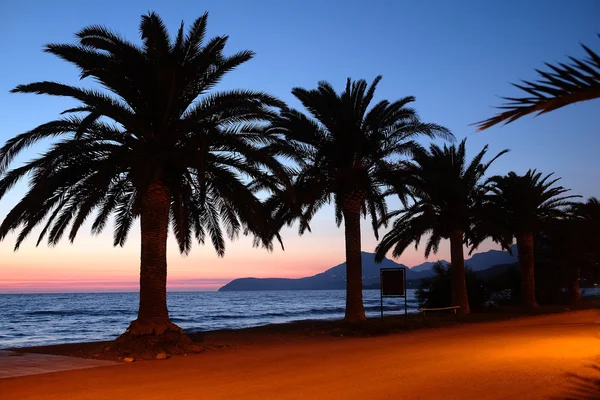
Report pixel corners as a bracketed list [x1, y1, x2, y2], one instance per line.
[417, 262, 491, 309]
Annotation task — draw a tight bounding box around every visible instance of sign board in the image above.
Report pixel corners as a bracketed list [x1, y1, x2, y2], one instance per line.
[379, 267, 407, 321]
[380, 268, 406, 297]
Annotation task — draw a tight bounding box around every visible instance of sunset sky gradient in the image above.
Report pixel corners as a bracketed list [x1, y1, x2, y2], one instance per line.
[1, 0, 599, 292]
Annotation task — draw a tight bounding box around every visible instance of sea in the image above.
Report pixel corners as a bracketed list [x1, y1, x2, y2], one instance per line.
[3, 288, 598, 349]
[0, 289, 420, 348]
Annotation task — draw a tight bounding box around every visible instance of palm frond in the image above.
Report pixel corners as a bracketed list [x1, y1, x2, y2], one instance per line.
[268, 76, 450, 236]
[378, 139, 502, 261]
[1, 11, 287, 257]
[477, 169, 579, 245]
[476, 35, 600, 130]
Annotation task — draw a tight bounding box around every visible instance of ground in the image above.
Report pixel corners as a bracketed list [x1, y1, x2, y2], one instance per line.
[1, 307, 598, 399]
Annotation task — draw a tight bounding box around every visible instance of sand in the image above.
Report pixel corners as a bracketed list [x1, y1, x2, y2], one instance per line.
[1, 308, 599, 399]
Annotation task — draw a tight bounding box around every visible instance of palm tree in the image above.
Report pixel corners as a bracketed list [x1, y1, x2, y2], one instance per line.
[481, 170, 578, 308]
[267, 77, 451, 322]
[475, 36, 600, 131]
[375, 139, 507, 314]
[538, 218, 590, 305]
[566, 197, 600, 303]
[571, 197, 600, 226]
[0, 12, 287, 336]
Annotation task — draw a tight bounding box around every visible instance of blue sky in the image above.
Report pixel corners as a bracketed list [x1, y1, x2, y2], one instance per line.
[1, 0, 599, 291]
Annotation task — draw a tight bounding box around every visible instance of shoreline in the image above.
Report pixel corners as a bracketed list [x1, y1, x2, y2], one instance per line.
[8, 298, 599, 362]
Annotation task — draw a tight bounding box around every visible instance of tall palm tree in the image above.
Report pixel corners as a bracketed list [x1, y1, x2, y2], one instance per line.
[476, 36, 600, 131]
[566, 197, 600, 302]
[375, 140, 507, 314]
[0, 12, 287, 336]
[538, 218, 590, 305]
[267, 77, 451, 322]
[480, 170, 578, 307]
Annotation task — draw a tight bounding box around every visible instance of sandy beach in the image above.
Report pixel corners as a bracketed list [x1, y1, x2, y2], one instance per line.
[1, 308, 598, 400]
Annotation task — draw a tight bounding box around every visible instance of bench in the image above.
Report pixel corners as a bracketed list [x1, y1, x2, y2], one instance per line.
[418, 306, 460, 320]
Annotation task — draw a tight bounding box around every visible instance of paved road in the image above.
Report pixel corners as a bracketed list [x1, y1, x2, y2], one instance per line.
[1, 310, 598, 399]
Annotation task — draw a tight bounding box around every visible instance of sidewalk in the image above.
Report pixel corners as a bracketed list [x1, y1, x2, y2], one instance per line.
[0, 350, 118, 379]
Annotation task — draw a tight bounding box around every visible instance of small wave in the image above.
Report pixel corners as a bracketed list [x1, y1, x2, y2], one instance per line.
[202, 314, 246, 320]
[365, 305, 418, 312]
[4, 332, 26, 337]
[170, 317, 197, 323]
[206, 307, 348, 320]
[26, 310, 85, 316]
[26, 309, 132, 317]
[263, 307, 347, 318]
[99, 319, 129, 324]
[368, 299, 420, 305]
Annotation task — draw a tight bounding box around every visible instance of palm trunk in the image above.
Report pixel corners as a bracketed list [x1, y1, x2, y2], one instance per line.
[128, 182, 182, 335]
[516, 232, 539, 308]
[567, 267, 581, 305]
[449, 229, 470, 314]
[342, 198, 366, 323]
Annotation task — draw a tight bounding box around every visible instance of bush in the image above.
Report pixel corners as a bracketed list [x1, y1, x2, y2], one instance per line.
[485, 263, 520, 305]
[417, 262, 491, 309]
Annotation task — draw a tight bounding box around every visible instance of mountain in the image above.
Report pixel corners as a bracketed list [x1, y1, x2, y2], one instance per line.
[409, 245, 518, 272]
[218, 246, 519, 291]
[219, 252, 435, 292]
[464, 245, 518, 271]
[411, 260, 448, 272]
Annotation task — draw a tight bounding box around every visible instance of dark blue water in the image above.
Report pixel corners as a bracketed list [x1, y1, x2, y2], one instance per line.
[0, 290, 419, 348]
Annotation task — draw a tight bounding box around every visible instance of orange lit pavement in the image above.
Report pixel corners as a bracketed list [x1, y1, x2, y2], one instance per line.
[0, 351, 117, 379]
[1, 310, 598, 399]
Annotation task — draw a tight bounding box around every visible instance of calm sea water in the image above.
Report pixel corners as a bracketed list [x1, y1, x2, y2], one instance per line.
[0, 290, 419, 348]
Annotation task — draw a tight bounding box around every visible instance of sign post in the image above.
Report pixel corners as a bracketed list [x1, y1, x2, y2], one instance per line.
[379, 267, 407, 323]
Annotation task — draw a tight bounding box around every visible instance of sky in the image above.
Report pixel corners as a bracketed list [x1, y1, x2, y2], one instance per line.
[1, 0, 599, 293]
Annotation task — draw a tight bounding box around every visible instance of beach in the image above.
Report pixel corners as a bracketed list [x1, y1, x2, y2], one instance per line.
[1, 308, 598, 399]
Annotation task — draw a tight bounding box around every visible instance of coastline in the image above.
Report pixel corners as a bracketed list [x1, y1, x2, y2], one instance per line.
[9, 297, 599, 362]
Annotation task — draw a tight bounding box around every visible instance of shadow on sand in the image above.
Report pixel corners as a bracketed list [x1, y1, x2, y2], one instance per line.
[552, 364, 600, 400]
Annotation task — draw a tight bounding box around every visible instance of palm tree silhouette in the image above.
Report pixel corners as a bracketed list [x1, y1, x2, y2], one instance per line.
[476, 36, 600, 131]
[268, 77, 451, 322]
[571, 197, 600, 225]
[479, 170, 578, 308]
[567, 197, 600, 302]
[0, 12, 287, 336]
[375, 139, 507, 314]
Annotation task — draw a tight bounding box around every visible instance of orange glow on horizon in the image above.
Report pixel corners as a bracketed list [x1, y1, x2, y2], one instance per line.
[0, 216, 505, 293]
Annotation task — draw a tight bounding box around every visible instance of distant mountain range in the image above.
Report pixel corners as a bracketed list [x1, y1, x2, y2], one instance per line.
[411, 260, 448, 272]
[218, 245, 518, 291]
[411, 246, 520, 272]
